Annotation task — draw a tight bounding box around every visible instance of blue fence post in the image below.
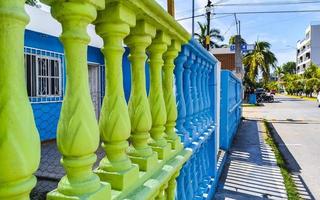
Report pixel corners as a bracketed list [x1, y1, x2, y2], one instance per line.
[190, 55, 200, 138]
[183, 50, 196, 140]
[174, 46, 191, 146]
[197, 58, 205, 131]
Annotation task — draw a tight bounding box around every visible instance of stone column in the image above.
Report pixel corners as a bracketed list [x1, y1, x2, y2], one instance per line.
[190, 55, 200, 138]
[44, 1, 110, 199]
[197, 58, 205, 131]
[94, 2, 139, 190]
[183, 51, 195, 140]
[124, 20, 158, 171]
[174, 46, 190, 146]
[163, 40, 183, 151]
[148, 31, 172, 160]
[0, 1, 40, 199]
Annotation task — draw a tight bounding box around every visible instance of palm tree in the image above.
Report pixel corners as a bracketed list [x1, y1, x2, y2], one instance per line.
[194, 22, 224, 49]
[229, 35, 246, 46]
[243, 41, 277, 83]
[274, 66, 283, 81]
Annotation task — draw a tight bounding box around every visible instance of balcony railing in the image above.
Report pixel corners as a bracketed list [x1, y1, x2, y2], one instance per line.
[0, 0, 241, 199]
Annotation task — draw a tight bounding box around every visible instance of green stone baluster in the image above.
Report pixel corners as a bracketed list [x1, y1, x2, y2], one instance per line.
[0, 1, 40, 199]
[166, 172, 179, 200]
[163, 40, 183, 151]
[42, 1, 111, 199]
[156, 184, 168, 200]
[94, 2, 139, 190]
[148, 31, 172, 160]
[124, 20, 158, 171]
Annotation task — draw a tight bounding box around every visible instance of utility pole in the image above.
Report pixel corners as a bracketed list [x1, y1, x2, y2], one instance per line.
[167, 0, 175, 18]
[234, 14, 243, 77]
[192, 0, 195, 36]
[205, 0, 213, 50]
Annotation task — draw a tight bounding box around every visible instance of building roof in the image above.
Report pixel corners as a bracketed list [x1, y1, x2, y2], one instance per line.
[25, 5, 103, 48]
[211, 47, 234, 55]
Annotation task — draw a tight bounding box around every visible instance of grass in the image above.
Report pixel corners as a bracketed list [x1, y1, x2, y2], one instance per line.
[263, 120, 301, 200]
[286, 94, 317, 102]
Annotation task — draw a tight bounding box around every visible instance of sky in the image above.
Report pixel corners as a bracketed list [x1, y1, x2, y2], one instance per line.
[155, 0, 320, 66]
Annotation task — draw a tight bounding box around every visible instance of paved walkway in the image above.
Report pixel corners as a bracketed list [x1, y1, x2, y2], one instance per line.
[215, 120, 288, 200]
[244, 95, 318, 199]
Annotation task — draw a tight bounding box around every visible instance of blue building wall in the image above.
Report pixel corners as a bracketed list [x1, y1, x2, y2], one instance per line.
[25, 30, 105, 141]
[24, 30, 150, 141]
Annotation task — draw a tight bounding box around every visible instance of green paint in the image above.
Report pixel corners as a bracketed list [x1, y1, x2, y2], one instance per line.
[148, 31, 172, 160]
[163, 40, 183, 151]
[94, 2, 139, 190]
[40, 0, 110, 199]
[124, 20, 158, 171]
[0, 1, 40, 199]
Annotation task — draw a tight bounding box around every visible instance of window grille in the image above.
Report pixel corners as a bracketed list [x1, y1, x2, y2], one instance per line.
[24, 47, 64, 103]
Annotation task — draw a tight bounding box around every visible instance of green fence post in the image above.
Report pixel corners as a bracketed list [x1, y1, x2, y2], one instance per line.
[0, 1, 40, 199]
[124, 20, 158, 171]
[41, 0, 111, 199]
[148, 31, 172, 160]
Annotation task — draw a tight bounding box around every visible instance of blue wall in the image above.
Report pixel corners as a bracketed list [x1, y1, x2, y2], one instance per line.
[220, 70, 242, 150]
[25, 30, 105, 141]
[25, 30, 151, 141]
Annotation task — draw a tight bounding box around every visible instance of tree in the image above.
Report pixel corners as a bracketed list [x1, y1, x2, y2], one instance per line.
[194, 22, 224, 49]
[229, 35, 246, 46]
[26, 0, 37, 6]
[274, 66, 284, 81]
[282, 61, 296, 74]
[243, 41, 277, 84]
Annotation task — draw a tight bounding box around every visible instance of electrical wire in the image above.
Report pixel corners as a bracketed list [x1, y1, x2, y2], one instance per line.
[215, 0, 320, 7]
[177, 9, 320, 21]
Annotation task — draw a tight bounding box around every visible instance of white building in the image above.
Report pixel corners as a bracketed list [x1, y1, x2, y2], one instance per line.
[296, 24, 320, 74]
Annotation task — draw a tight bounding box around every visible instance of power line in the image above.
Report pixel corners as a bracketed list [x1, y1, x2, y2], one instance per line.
[177, 9, 320, 21]
[215, 0, 320, 7]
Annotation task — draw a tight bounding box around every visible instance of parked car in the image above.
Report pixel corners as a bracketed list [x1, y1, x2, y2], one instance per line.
[317, 92, 320, 107]
[255, 88, 274, 103]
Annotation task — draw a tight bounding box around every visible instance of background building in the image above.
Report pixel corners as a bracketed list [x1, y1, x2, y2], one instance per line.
[296, 24, 320, 74]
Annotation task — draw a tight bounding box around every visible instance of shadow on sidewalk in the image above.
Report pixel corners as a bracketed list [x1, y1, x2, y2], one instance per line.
[215, 120, 288, 200]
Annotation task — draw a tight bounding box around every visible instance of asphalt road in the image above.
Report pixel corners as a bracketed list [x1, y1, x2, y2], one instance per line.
[243, 95, 320, 200]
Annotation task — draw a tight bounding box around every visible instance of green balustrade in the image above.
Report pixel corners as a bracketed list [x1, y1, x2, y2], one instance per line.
[163, 41, 183, 151]
[0, 1, 40, 199]
[1, 0, 195, 199]
[39, 0, 111, 199]
[148, 31, 172, 160]
[124, 20, 158, 171]
[94, 1, 139, 190]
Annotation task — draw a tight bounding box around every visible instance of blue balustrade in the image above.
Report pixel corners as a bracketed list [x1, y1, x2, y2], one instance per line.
[220, 70, 243, 151]
[175, 38, 220, 200]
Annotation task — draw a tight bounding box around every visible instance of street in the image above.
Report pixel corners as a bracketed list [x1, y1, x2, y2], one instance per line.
[244, 95, 320, 199]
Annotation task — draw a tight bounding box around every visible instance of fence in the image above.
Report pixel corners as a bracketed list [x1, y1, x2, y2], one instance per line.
[220, 70, 243, 150]
[0, 0, 242, 199]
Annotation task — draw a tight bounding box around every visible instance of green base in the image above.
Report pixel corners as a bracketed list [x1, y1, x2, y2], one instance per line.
[151, 143, 172, 160]
[167, 138, 183, 152]
[129, 152, 158, 171]
[46, 182, 111, 200]
[95, 165, 139, 190]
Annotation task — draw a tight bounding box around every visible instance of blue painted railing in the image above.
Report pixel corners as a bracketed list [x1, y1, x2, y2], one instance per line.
[175, 38, 219, 200]
[220, 70, 242, 150]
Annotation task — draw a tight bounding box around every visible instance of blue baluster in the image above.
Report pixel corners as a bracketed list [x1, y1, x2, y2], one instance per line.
[183, 50, 196, 140]
[174, 46, 191, 146]
[185, 161, 194, 200]
[190, 55, 200, 138]
[177, 167, 187, 200]
[196, 57, 205, 133]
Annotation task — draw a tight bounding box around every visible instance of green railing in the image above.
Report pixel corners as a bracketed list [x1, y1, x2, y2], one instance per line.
[0, 0, 195, 199]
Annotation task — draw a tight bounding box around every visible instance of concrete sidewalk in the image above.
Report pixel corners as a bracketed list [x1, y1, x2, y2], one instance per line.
[214, 120, 288, 200]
